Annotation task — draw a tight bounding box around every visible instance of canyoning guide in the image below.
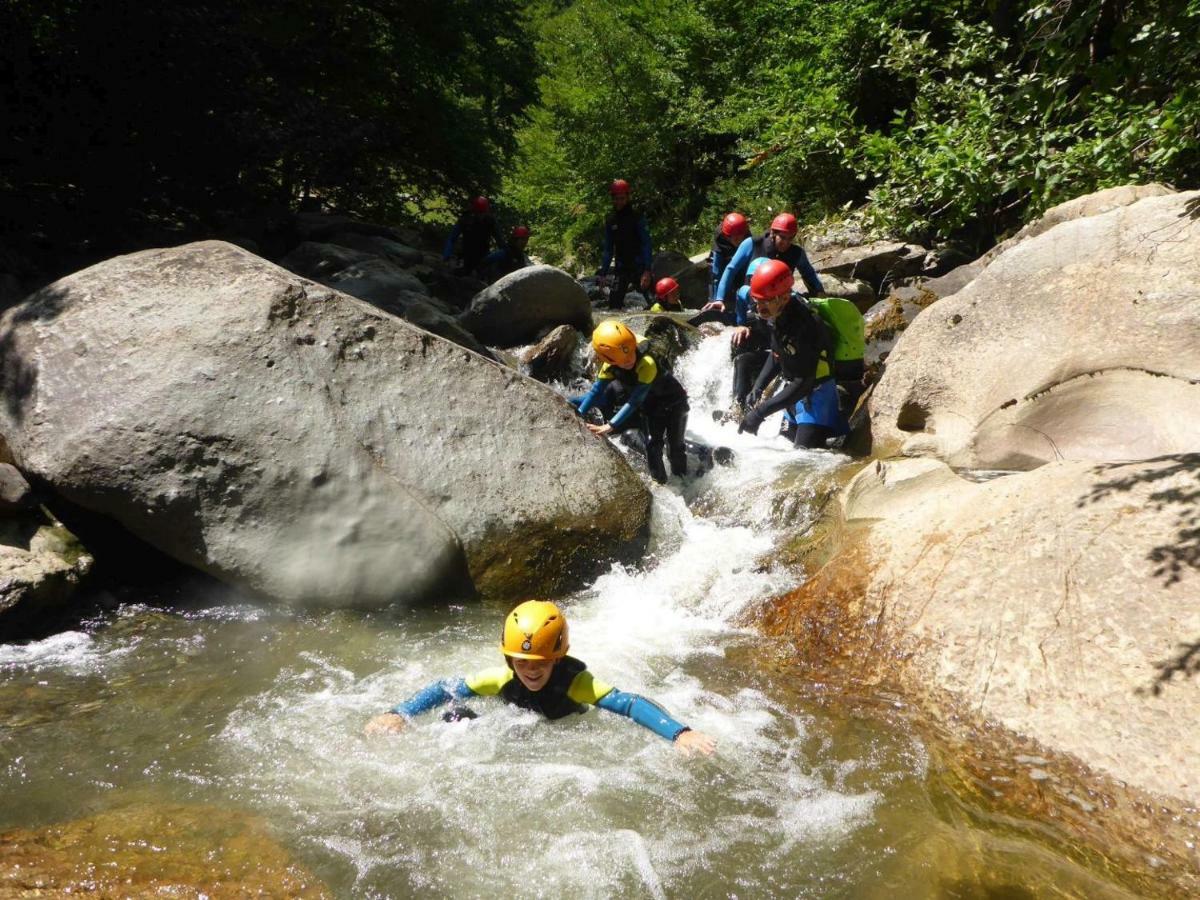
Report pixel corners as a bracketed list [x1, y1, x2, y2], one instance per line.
[364, 601, 717, 755]
[596, 179, 653, 310]
[443, 195, 504, 277]
[737, 259, 845, 448]
[689, 212, 752, 327]
[572, 320, 690, 484]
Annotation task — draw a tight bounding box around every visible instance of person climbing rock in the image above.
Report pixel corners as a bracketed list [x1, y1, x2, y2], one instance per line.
[572, 320, 689, 483]
[688, 212, 752, 327]
[482, 225, 532, 281]
[737, 259, 844, 449]
[649, 276, 683, 313]
[725, 257, 773, 414]
[443, 195, 504, 277]
[364, 600, 717, 756]
[807, 293, 867, 416]
[596, 179, 653, 310]
[715, 212, 823, 310]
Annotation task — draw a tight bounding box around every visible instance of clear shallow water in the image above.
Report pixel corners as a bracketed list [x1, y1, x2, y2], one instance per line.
[0, 333, 1143, 898]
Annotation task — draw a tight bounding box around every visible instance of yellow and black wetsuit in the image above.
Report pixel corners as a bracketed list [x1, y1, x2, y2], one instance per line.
[390, 655, 692, 741]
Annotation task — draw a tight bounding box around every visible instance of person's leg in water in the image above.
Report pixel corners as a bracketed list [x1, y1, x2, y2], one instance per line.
[665, 401, 689, 477]
[788, 378, 845, 449]
[642, 409, 670, 484]
[731, 349, 767, 407]
[608, 266, 634, 310]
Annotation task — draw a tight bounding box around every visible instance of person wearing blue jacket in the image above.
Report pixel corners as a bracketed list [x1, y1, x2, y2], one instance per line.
[364, 600, 717, 757]
[715, 212, 823, 309]
[689, 212, 753, 328]
[597, 179, 653, 310]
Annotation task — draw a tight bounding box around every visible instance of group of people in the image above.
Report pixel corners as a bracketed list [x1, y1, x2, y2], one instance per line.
[442, 195, 531, 282]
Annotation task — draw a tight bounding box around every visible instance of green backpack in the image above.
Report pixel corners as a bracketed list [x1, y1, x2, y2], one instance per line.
[807, 296, 865, 362]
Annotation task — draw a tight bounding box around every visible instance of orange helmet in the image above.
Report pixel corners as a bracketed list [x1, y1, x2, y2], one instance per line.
[609, 179, 631, 197]
[502, 600, 569, 660]
[749, 258, 794, 301]
[592, 319, 638, 368]
[511, 225, 530, 240]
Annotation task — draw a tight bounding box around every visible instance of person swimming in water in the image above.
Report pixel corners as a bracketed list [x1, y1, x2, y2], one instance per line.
[364, 600, 717, 756]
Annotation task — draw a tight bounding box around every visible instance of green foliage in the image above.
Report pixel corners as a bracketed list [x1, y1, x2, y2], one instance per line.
[0, 0, 538, 258]
[507, 0, 1200, 264]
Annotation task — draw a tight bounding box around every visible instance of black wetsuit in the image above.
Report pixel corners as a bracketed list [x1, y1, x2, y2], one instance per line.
[599, 205, 653, 310]
[445, 212, 504, 276]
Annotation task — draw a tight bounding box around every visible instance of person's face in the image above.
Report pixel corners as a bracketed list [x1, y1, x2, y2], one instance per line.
[612, 192, 629, 210]
[664, 288, 680, 308]
[512, 656, 556, 691]
[752, 292, 789, 320]
[513, 236, 529, 251]
[770, 229, 794, 251]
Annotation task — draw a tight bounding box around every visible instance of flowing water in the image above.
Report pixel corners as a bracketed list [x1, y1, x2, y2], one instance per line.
[0, 334, 1146, 897]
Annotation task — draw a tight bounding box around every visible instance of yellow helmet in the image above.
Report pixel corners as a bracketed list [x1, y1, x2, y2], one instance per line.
[592, 320, 637, 368]
[501, 600, 569, 660]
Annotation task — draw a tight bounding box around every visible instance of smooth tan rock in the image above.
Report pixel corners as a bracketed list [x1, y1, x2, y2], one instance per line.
[0, 516, 92, 618]
[871, 190, 1200, 467]
[814, 455, 1200, 805]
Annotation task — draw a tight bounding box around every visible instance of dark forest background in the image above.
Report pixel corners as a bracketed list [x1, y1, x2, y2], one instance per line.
[3, 0, 1198, 282]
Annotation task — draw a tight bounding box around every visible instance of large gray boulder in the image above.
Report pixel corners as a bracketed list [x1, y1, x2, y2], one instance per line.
[459, 265, 592, 347]
[871, 190, 1200, 468]
[319, 257, 431, 307]
[810, 240, 929, 292]
[277, 241, 373, 281]
[0, 242, 650, 606]
[651, 251, 708, 308]
[403, 301, 497, 361]
[323, 232, 424, 267]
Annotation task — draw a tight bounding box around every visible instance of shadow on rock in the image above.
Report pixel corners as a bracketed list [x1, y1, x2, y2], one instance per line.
[0, 283, 71, 423]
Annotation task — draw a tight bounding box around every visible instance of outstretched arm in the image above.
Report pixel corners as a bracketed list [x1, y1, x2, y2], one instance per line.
[364, 678, 475, 734]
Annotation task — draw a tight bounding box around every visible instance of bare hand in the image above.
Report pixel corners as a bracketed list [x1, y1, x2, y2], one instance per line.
[729, 326, 751, 347]
[364, 713, 408, 735]
[700, 301, 724, 313]
[586, 422, 614, 436]
[675, 730, 717, 757]
[639, 270, 653, 291]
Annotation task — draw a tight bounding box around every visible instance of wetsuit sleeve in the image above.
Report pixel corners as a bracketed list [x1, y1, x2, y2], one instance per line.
[638, 215, 653, 271]
[463, 666, 513, 696]
[599, 221, 613, 276]
[756, 372, 815, 419]
[717, 237, 753, 304]
[443, 219, 463, 260]
[391, 677, 476, 717]
[735, 286, 752, 326]
[796, 248, 824, 295]
[574, 378, 608, 416]
[593, 689, 691, 742]
[608, 356, 657, 431]
[566, 670, 615, 704]
[750, 352, 778, 398]
[709, 237, 724, 300]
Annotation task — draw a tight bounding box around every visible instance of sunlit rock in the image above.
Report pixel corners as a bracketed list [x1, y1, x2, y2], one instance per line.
[871, 189, 1200, 467]
[0, 241, 649, 606]
[459, 264, 593, 347]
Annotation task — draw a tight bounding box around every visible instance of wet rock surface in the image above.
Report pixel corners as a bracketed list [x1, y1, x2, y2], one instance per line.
[0, 241, 650, 607]
[0, 803, 329, 897]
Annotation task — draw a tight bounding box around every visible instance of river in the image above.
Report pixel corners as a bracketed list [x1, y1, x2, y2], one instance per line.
[0, 333, 1143, 897]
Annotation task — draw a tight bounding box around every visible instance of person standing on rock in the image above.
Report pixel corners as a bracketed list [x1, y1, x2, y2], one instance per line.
[715, 213, 823, 311]
[688, 212, 752, 327]
[596, 179, 653, 310]
[482, 225, 532, 281]
[572, 320, 689, 483]
[443, 195, 504, 277]
[737, 259, 844, 449]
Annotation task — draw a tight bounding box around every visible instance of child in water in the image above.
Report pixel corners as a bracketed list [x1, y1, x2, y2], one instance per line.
[364, 600, 717, 756]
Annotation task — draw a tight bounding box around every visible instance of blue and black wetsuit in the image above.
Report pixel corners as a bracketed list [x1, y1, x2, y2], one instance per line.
[444, 212, 504, 276]
[745, 293, 842, 448]
[574, 344, 689, 483]
[390, 655, 693, 742]
[716, 231, 824, 308]
[598, 205, 653, 310]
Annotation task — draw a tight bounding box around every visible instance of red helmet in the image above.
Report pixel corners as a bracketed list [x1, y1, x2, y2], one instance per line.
[511, 225, 530, 239]
[721, 212, 750, 239]
[770, 212, 798, 236]
[609, 179, 631, 197]
[749, 258, 794, 300]
[655, 277, 680, 300]
[470, 196, 491, 214]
